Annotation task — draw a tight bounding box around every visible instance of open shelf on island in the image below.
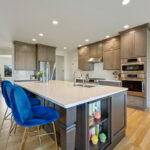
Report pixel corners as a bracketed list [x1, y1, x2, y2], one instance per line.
[89, 115, 108, 129]
[88, 98, 111, 150]
[89, 140, 110, 150]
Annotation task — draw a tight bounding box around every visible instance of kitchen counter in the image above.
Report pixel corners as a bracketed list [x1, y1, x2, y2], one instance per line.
[15, 80, 127, 108]
[15, 80, 127, 150]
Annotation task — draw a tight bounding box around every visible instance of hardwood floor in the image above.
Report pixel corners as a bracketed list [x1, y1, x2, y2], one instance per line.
[0, 90, 150, 150]
[114, 107, 150, 150]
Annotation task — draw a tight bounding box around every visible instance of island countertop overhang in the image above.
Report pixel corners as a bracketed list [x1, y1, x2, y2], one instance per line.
[15, 80, 127, 108]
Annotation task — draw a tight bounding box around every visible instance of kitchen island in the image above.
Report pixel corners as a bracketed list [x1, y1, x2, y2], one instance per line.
[15, 80, 127, 150]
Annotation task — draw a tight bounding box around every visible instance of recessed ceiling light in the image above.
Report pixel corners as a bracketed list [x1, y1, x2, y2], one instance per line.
[85, 39, 89, 42]
[124, 25, 129, 29]
[105, 35, 110, 38]
[39, 33, 44, 36]
[122, 0, 130, 5]
[78, 45, 82, 47]
[52, 20, 58, 25]
[64, 47, 67, 50]
[32, 38, 37, 42]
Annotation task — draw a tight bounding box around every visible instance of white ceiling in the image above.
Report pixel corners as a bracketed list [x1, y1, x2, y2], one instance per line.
[0, 0, 150, 51]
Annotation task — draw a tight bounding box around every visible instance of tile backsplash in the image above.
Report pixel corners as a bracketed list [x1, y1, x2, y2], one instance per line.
[13, 70, 35, 80]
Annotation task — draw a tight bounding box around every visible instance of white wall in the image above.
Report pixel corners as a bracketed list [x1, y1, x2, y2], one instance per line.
[0, 55, 13, 81]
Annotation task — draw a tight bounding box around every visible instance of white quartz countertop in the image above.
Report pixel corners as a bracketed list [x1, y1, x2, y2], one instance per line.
[15, 80, 127, 108]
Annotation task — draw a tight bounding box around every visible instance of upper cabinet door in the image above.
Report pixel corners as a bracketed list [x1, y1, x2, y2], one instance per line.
[37, 44, 56, 62]
[46, 46, 56, 62]
[113, 49, 121, 70]
[89, 44, 98, 58]
[103, 36, 120, 51]
[103, 50, 113, 70]
[97, 43, 103, 57]
[89, 43, 103, 58]
[37, 45, 48, 62]
[78, 47, 90, 71]
[121, 32, 134, 58]
[103, 40, 112, 51]
[134, 29, 147, 57]
[112, 37, 120, 50]
[14, 42, 36, 70]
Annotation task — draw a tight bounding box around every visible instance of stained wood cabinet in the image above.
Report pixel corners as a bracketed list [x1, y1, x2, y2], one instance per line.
[14, 41, 36, 70]
[134, 29, 147, 57]
[36, 44, 56, 62]
[103, 49, 120, 70]
[121, 28, 147, 58]
[89, 43, 103, 58]
[78, 47, 90, 71]
[103, 50, 113, 69]
[103, 36, 121, 70]
[14, 42, 56, 71]
[103, 37, 120, 51]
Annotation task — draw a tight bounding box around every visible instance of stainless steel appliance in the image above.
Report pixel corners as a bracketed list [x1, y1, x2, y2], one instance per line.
[39, 61, 56, 82]
[121, 57, 146, 97]
[121, 57, 146, 74]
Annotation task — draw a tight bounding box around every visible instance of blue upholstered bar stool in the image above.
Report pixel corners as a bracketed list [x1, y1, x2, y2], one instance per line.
[0, 80, 41, 133]
[5, 86, 59, 150]
[0, 81, 12, 132]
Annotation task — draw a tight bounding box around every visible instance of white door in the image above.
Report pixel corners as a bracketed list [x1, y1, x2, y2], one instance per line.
[56, 56, 64, 80]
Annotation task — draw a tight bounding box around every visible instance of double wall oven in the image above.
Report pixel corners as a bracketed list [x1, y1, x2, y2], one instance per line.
[121, 57, 146, 97]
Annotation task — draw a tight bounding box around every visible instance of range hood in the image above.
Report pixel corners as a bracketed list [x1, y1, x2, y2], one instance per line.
[88, 57, 103, 63]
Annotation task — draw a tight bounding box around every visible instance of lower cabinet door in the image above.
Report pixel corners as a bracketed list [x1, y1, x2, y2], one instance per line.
[111, 92, 126, 141]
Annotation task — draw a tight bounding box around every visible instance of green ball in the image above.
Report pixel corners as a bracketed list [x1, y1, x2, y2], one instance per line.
[99, 133, 107, 143]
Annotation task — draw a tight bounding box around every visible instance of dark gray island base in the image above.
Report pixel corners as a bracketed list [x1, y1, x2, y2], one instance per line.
[15, 81, 127, 150]
[31, 92, 126, 150]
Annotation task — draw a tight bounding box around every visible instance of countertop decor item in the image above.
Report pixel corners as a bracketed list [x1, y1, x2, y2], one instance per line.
[99, 133, 107, 143]
[37, 71, 43, 82]
[91, 135, 98, 145]
[112, 71, 121, 80]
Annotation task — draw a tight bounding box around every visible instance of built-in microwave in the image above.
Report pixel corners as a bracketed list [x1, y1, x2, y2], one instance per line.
[121, 57, 146, 74]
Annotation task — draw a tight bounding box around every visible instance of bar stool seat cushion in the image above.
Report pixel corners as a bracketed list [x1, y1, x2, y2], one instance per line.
[20, 106, 59, 127]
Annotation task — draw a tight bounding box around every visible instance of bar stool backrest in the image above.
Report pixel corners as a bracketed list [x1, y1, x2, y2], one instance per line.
[10, 86, 33, 124]
[1, 80, 13, 108]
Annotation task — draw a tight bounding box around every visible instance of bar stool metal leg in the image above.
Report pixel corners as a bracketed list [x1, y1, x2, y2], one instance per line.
[14, 123, 18, 134]
[52, 122, 58, 150]
[19, 127, 29, 150]
[37, 125, 42, 146]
